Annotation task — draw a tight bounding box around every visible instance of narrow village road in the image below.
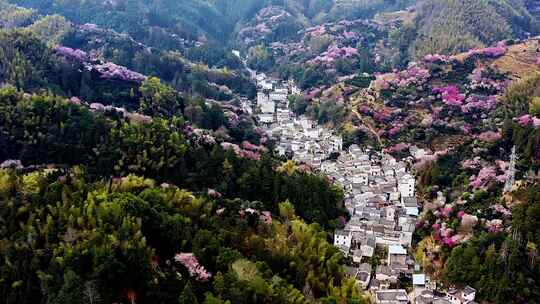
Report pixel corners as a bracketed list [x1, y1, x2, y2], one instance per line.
[351, 108, 383, 147]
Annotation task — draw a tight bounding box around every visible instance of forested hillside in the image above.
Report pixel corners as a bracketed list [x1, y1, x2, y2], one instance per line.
[405, 0, 539, 59]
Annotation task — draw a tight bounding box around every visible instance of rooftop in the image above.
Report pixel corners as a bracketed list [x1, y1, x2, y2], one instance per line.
[388, 244, 407, 255]
[375, 289, 409, 302]
[413, 273, 426, 285]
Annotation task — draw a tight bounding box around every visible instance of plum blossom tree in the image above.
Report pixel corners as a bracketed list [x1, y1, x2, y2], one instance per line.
[55, 45, 88, 62]
[467, 42, 507, 58]
[432, 86, 465, 106]
[477, 131, 502, 142]
[174, 253, 211, 282]
[93, 62, 146, 83]
[470, 166, 497, 189]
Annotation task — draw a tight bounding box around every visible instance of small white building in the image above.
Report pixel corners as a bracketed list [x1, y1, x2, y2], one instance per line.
[398, 173, 415, 198]
[258, 113, 274, 124]
[334, 230, 352, 248]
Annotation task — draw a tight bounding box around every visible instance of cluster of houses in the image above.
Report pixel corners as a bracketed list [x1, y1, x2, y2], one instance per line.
[252, 73, 477, 304]
[255, 73, 301, 124]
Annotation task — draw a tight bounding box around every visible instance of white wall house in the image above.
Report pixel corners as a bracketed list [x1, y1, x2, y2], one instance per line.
[334, 230, 352, 248]
[398, 174, 415, 198]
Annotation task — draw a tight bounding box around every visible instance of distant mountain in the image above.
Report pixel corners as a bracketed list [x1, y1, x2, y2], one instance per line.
[406, 0, 540, 59]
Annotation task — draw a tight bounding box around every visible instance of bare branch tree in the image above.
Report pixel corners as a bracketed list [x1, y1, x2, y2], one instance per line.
[83, 280, 101, 304]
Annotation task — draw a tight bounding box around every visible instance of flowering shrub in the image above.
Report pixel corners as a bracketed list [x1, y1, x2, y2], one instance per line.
[433, 222, 460, 247]
[491, 204, 511, 217]
[484, 219, 504, 233]
[432, 85, 465, 106]
[174, 253, 211, 282]
[0, 159, 23, 169]
[462, 157, 481, 169]
[373, 65, 430, 90]
[476, 130, 502, 142]
[441, 205, 453, 217]
[424, 53, 449, 63]
[221, 142, 261, 160]
[470, 166, 497, 189]
[126, 113, 152, 125]
[467, 68, 506, 91]
[80, 23, 98, 31]
[94, 62, 146, 82]
[260, 211, 272, 225]
[55, 45, 88, 62]
[516, 114, 540, 128]
[461, 95, 497, 113]
[242, 141, 267, 152]
[68, 97, 82, 105]
[207, 188, 222, 199]
[310, 45, 358, 64]
[385, 143, 411, 153]
[90, 102, 105, 112]
[460, 213, 478, 233]
[467, 42, 507, 58]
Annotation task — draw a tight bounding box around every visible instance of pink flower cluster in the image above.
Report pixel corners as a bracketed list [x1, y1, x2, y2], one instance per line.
[93, 62, 146, 83]
[199, 134, 217, 146]
[88, 103, 153, 124]
[441, 205, 453, 218]
[0, 159, 23, 169]
[242, 141, 267, 153]
[359, 105, 371, 114]
[414, 150, 448, 170]
[238, 208, 273, 225]
[373, 111, 391, 122]
[432, 85, 465, 106]
[461, 95, 497, 113]
[55, 45, 88, 62]
[311, 45, 358, 64]
[375, 65, 430, 90]
[385, 143, 411, 153]
[476, 130, 502, 142]
[516, 114, 540, 128]
[467, 42, 507, 59]
[221, 142, 261, 160]
[432, 222, 461, 247]
[491, 204, 512, 217]
[468, 68, 506, 91]
[462, 157, 481, 169]
[174, 253, 211, 282]
[424, 54, 449, 63]
[485, 219, 504, 233]
[68, 97, 82, 105]
[388, 124, 404, 137]
[342, 31, 360, 40]
[207, 188, 222, 199]
[470, 166, 497, 189]
[80, 23, 99, 31]
[460, 213, 479, 233]
[260, 211, 273, 225]
[306, 25, 326, 36]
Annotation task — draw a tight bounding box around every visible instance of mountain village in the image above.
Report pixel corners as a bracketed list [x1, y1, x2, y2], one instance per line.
[252, 73, 478, 304]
